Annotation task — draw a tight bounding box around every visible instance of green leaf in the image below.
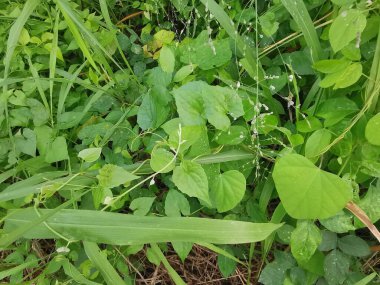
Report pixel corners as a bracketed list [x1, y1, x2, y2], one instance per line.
[173, 64, 196, 82]
[18, 28, 30, 45]
[172, 241, 192, 263]
[83, 242, 125, 285]
[259, 251, 296, 285]
[214, 126, 248, 145]
[296, 117, 322, 133]
[324, 250, 350, 285]
[165, 189, 190, 217]
[313, 59, 350, 74]
[45, 136, 69, 163]
[26, 98, 49, 127]
[14, 128, 36, 157]
[150, 147, 175, 173]
[273, 154, 353, 219]
[159, 45, 175, 73]
[172, 160, 211, 205]
[320, 63, 362, 89]
[179, 31, 232, 70]
[210, 170, 246, 213]
[290, 220, 322, 263]
[97, 164, 139, 188]
[316, 97, 358, 127]
[305, 129, 332, 161]
[217, 246, 237, 277]
[3, 208, 283, 244]
[337, 235, 370, 257]
[318, 231, 338, 251]
[130, 197, 156, 216]
[320, 211, 355, 233]
[78, 148, 102, 163]
[259, 12, 279, 37]
[329, 9, 367, 53]
[365, 113, 380, 146]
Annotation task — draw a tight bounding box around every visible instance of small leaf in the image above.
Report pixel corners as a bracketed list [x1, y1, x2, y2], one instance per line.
[18, 28, 30, 45]
[313, 59, 350, 74]
[150, 147, 175, 173]
[165, 189, 190, 217]
[329, 9, 367, 52]
[159, 45, 175, 73]
[45, 136, 68, 163]
[290, 220, 322, 263]
[172, 241, 192, 263]
[130, 197, 156, 216]
[97, 164, 139, 188]
[217, 246, 237, 277]
[273, 154, 352, 219]
[305, 129, 331, 161]
[365, 113, 380, 146]
[210, 170, 246, 213]
[173, 64, 195, 82]
[324, 250, 350, 285]
[78, 148, 102, 162]
[172, 160, 211, 205]
[338, 235, 370, 257]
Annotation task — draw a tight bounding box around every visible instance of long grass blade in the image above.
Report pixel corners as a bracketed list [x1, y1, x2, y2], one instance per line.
[83, 241, 125, 285]
[3, 0, 40, 92]
[150, 243, 186, 285]
[3, 208, 282, 245]
[49, 9, 60, 124]
[281, 0, 322, 62]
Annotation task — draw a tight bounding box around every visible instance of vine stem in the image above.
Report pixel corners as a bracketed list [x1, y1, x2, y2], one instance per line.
[345, 201, 380, 243]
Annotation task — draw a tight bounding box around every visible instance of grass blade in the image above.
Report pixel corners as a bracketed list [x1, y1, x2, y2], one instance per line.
[194, 150, 254, 164]
[61, 257, 102, 285]
[281, 0, 322, 62]
[49, 9, 60, 124]
[83, 241, 125, 285]
[0, 260, 38, 280]
[3, 208, 282, 245]
[3, 0, 40, 91]
[150, 243, 186, 285]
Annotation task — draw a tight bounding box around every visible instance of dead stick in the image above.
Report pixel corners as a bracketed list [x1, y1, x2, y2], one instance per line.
[117, 11, 144, 25]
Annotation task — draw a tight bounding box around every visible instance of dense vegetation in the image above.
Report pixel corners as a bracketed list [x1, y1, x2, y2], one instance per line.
[0, 0, 380, 284]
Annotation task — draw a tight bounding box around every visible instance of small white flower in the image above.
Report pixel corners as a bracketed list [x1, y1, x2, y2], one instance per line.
[288, 75, 294, 82]
[56, 246, 70, 253]
[259, 34, 264, 38]
[269, 85, 276, 91]
[103, 196, 112, 205]
[149, 178, 155, 186]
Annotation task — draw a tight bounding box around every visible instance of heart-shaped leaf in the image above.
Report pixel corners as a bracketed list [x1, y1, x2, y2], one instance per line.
[273, 154, 352, 219]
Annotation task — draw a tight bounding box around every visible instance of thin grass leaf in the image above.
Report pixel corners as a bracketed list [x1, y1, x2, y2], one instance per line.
[194, 150, 254, 164]
[83, 241, 125, 285]
[55, 0, 99, 72]
[61, 257, 102, 285]
[3, 0, 40, 92]
[49, 9, 60, 123]
[281, 0, 322, 62]
[197, 242, 245, 265]
[150, 243, 186, 285]
[263, 203, 286, 258]
[3, 208, 282, 245]
[26, 55, 50, 109]
[57, 62, 87, 117]
[0, 260, 38, 280]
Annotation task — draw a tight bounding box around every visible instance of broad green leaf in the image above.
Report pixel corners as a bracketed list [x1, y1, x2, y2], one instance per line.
[273, 154, 352, 219]
[165, 189, 190, 217]
[320, 211, 355, 233]
[337, 235, 370, 257]
[97, 164, 139, 188]
[259, 251, 296, 285]
[316, 97, 358, 127]
[290, 220, 322, 263]
[296, 116, 322, 133]
[365, 113, 380, 146]
[45, 136, 69, 163]
[217, 246, 237, 278]
[172, 241, 192, 263]
[130, 197, 156, 216]
[26, 98, 49, 126]
[78, 148, 102, 163]
[18, 28, 30, 45]
[179, 31, 232, 70]
[305, 129, 332, 161]
[210, 170, 246, 213]
[159, 45, 175, 73]
[3, 208, 283, 244]
[357, 184, 380, 224]
[259, 12, 279, 37]
[324, 250, 350, 285]
[14, 128, 36, 157]
[320, 63, 362, 89]
[313, 59, 350, 74]
[150, 147, 175, 173]
[318, 231, 338, 252]
[329, 9, 367, 53]
[172, 160, 211, 205]
[173, 64, 196, 82]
